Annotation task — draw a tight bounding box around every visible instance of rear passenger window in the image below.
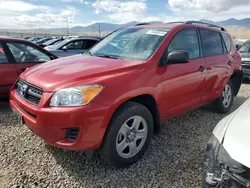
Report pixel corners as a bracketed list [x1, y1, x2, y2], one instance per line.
[200, 29, 223, 57]
[221, 33, 231, 52]
[167, 29, 200, 60]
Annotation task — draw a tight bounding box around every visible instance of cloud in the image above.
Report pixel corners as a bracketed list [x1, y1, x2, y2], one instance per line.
[166, 0, 250, 22]
[0, 0, 49, 12]
[11, 6, 79, 28]
[61, 0, 88, 3]
[0, 0, 80, 28]
[92, 0, 147, 23]
[168, 0, 250, 13]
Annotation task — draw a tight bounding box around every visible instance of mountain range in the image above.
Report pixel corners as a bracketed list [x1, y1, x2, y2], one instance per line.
[40, 18, 250, 33]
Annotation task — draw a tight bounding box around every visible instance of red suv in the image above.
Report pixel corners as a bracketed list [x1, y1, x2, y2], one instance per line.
[10, 21, 242, 168]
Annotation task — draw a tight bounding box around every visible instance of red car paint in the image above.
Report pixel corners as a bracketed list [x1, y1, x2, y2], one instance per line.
[10, 23, 242, 151]
[0, 37, 57, 97]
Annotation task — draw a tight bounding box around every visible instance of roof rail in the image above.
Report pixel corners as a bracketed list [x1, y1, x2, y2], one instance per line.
[135, 22, 152, 26]
[185, 21, 226, 31]
[165, 21, 184, 24]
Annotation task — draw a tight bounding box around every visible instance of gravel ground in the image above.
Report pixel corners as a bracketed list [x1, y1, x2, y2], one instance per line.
[0, 82, 250, 188]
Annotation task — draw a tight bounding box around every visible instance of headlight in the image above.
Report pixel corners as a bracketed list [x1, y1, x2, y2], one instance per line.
[50, 84, 103, 107]
[242, 57, 250, 62]
[204, 135, 221, 171]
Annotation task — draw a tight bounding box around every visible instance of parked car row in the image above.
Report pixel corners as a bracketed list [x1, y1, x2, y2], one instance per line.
[1, 21, 250, 187]
[23, 36, 101, 57]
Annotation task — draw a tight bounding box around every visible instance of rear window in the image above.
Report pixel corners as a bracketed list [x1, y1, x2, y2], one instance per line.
[200, 29, 223, 57]
[221, 33, 231, 52]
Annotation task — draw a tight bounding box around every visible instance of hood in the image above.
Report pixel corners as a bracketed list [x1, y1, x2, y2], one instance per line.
[222, 98, 250, 168]
[21, 54, 142, 92]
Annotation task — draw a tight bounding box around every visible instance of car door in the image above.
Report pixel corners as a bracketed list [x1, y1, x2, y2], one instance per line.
[199, 29, 232, 102]
[5, 41, 54, 75]
[160, 28, 206, 118]
[0, 42, 18, 97]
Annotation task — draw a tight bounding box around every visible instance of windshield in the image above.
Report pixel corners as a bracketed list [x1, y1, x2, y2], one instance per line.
[43, 39, 57, 45]
[239, 41, 250, 53]
[89, 28, 169, 61]
[46, 39, 70, 50]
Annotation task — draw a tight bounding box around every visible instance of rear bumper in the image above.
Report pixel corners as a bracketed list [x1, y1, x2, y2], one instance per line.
[10, 90, 110, 151]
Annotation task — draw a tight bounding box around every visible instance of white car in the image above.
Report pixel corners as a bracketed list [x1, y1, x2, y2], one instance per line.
[203, 98, 250, 188]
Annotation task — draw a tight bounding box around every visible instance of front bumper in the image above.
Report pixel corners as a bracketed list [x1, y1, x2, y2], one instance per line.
[10, 89, 111, 151]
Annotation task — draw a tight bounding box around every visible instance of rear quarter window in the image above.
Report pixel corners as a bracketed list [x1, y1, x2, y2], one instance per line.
[221, 33, 232, 52]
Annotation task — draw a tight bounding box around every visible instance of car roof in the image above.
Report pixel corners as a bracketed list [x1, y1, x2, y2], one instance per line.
[77, 36, 102, 40]
[128, 21, 228, 33]
[0, 36, 27, 42]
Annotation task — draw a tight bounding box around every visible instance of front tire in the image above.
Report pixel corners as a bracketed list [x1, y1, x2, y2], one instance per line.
[211, 80, 234, 114]
[99, 101, 154, 168]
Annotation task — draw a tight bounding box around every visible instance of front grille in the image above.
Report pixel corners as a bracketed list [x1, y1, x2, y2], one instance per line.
[16, 79, 43, 105]
[65, 128, 79, 142]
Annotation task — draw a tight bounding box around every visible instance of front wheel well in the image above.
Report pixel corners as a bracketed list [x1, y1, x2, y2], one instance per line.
[111, 95, 161, 134]
[129, 94, 161, 133]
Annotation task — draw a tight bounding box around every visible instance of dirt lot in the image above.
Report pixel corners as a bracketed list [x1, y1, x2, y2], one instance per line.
[0, 82, 250, 188]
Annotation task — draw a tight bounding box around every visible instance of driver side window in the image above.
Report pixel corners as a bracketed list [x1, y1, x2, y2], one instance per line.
[6, 42, 51, 63]
[63, 40, 84, 50]
[163, 29, 200, 62]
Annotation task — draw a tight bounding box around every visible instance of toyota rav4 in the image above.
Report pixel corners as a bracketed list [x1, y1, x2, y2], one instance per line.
[10, 21, 242, 168]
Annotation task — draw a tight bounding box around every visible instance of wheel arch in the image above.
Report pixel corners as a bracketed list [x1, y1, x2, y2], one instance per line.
[105, 94, 161, 135]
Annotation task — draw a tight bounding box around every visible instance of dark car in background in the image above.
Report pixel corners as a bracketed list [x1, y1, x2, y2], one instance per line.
[0, 36, 57, 97]
[35, 37, 53, 45]
[238, 40, 250, 79]
[27, 37, 42, 43]
[44, 36, 101, 57]
[23, 37, 31, 40]
[38, 38, 64, 48]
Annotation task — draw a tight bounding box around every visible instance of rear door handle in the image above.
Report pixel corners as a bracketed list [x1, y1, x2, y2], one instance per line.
[198, 66, 206, 72]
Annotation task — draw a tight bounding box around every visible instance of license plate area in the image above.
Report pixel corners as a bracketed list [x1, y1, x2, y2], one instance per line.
[12, 109, 24, 125]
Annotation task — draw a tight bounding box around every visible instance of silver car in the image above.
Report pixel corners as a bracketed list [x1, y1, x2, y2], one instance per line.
[203, 98, 250, 188]
[44, 37, 101, 57]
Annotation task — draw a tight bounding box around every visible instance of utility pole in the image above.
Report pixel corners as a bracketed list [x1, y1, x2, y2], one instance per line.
[98, 23, 101, 37]
[66, 18, 69, 36]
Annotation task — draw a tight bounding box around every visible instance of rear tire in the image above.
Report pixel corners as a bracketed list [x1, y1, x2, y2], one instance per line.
[211, 80, 234, 114]
[99, 101, 154, 168]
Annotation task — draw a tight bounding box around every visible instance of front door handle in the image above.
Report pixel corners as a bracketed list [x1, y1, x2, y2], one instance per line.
[198, 66, 206, 72]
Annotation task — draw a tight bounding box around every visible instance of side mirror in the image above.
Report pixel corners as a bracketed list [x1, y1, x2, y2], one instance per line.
[167, 50, 189, 64]
[62, 46, 68, 51]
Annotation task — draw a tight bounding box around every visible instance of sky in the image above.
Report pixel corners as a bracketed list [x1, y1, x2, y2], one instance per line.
[0, 0, 250, 29]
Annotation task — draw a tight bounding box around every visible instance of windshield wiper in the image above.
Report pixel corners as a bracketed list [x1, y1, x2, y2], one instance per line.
[94, 53, 120, 59]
